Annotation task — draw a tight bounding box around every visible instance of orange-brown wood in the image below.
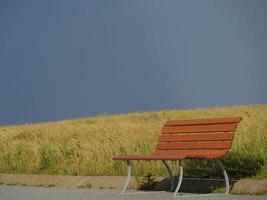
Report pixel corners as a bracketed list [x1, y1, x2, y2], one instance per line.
[156, 141, 232, 150]
[161, 124, 237, 134]
[113, 154, 186, 160]
[159, 133, 235, 142]
[165, 117, 242, 126]
[153, 149, 229, 159]
[113, 149, 229, 160]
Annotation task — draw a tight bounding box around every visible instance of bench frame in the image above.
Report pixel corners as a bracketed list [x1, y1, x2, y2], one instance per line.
[121, 159, 229, 197]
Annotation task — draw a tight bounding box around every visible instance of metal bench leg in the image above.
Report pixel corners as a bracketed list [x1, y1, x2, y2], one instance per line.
[173, 160, 183, 198]
[216, 159, 230, 194]
[121, 160, 167, 195]
[162, 160, 175, 191]
[121, 160, 131, 194]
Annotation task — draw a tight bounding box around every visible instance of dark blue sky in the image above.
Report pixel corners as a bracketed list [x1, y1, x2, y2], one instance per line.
[0, 0, 267, 125]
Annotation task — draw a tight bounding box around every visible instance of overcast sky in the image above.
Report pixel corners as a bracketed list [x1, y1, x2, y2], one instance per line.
[0, 0, 267, 125]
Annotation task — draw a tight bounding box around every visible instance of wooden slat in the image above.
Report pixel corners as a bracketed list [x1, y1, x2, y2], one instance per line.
[156, 141, 232, 150]
[153, 149, 229, 159]
[113, 154, 186, 160]
[113, 149, 229, 160]
[165, 117, 242, 126]
[159, 133, 235, 142]
[161, 124, 237, 134]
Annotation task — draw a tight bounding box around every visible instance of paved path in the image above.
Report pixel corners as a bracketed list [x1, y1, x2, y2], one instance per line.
[0, 185, 266, 200]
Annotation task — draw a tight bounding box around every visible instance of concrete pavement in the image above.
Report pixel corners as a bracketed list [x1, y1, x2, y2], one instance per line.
[0, 185, 266, 200]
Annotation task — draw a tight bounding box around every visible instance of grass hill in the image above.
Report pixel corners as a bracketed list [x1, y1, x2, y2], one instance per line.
[0, 104, 266, 179]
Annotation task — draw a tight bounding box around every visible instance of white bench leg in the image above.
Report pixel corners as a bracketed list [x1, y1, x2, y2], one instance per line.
[216, 159, 230, 194]
[173, 160, 183, 197]
[121, 160, 167, 195]
[162, 160, 175, 191]
[121, 160, 131, 194]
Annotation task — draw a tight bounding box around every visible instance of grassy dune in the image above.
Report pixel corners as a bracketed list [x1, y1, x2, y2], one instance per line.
[0, 104, 266, 178]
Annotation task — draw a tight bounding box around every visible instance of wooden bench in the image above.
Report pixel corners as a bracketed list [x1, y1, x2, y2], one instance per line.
[113, 117, 242, 197]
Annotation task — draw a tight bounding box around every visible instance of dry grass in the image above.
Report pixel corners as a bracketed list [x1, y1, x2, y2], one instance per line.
[0, 104, 266, 178]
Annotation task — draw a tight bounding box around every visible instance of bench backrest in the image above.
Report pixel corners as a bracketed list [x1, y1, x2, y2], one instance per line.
[153, 117, 242, 159]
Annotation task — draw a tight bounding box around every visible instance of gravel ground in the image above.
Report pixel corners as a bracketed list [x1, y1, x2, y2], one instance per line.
[0, 185, 266, 200]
